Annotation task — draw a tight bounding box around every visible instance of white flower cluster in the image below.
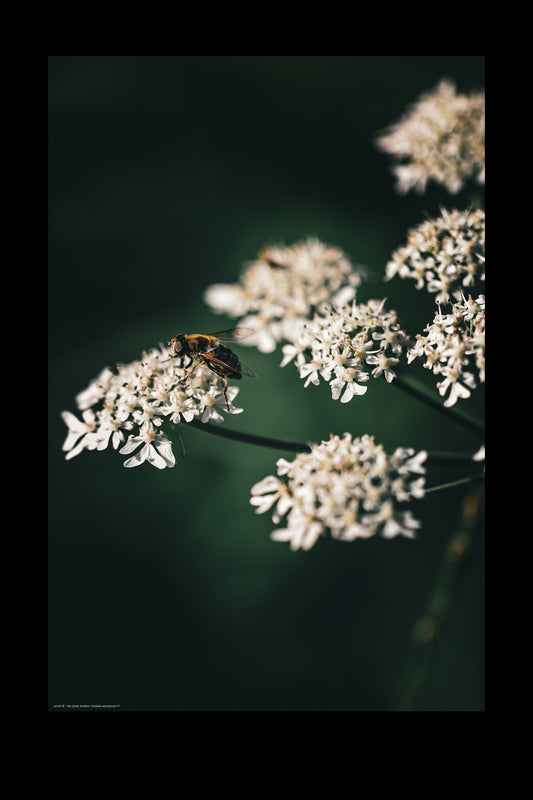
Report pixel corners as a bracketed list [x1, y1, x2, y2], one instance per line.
[407, 294, 485, 407]
[376, 79, 485, 195]
[61, 346, 243, 469]
[204, 238, 365, 353]
[250, 433, 427, 551]
[280, 297, 409, 402]
[386, 208, 485, 305]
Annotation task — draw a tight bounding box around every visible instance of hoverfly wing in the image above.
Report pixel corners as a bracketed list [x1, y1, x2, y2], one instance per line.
[208, 327, 255, 343]
[236, 360, 257, 378]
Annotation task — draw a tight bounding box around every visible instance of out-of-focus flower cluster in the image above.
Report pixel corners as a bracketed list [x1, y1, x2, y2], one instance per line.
[280, 297, 409, 402]
[204, 237, 366, 353]
[376, 79, 485, 195]
[386, 208, 485, 304]
[250, 433, 427, 551]
[407, 294, 485, 407]
[61, 346, 243, 469]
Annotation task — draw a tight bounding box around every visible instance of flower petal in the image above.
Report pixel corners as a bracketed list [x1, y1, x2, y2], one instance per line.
[123, 443, 148, 468]
[145, 444, 168, 469]
[119, 436, 143, 455]
[154, 438, 176, 468]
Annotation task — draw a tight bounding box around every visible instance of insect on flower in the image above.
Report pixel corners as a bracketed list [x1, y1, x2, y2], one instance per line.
[168, 329, 256, 411]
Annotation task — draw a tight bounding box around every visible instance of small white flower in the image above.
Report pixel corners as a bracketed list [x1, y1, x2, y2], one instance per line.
[133, 398, 166, 427]
[195, 384, 243, 424]
[92, 409, 129, 451]
[298, 356, 325, 388]
[61, 409, 99, 460]
[365, 352, 399, 383]
[250, 475, 292, 521]
[119, 424, 176, 469]
[330, 370, 368, 402]
[95, 425, 127, 452]
[163, 389, 198, 424]
[437, 372, 473, 408]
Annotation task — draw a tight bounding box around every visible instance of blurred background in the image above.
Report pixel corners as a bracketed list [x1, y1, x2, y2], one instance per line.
[49, 55, 484, 711]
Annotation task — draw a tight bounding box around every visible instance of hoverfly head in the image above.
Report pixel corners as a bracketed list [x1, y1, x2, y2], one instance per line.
[168, 335, 186, 357]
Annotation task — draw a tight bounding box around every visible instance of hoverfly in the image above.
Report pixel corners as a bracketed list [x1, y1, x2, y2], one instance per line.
[167, 329, 256, 411]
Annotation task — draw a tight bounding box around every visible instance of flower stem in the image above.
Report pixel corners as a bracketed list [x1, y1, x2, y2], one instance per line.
[183, 420, 480, 469]
[394, 482, 484, 711]
[392, 373, 484, 436]
[425, 473, 484, 494]
[184, 419, 312, 453]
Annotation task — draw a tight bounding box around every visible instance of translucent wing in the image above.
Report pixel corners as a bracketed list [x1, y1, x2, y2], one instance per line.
[207, 327, 255, 343]
[235, 360, 257, 378]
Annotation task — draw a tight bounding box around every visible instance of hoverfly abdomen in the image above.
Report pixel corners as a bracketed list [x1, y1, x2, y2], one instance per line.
[204, 344, 243, 380]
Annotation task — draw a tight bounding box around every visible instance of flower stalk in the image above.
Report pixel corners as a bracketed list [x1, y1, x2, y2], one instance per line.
[394, 482, 484, 710]
[424, 473, 484, 495]
[184, 419, 311, 454]
[187, 419, 479, 468]
[392, 372, 484, 436]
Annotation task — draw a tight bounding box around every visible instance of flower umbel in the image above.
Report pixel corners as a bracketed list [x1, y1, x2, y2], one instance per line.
[61, 344, 244, 468]
[376, 79, 485, 195]
[386, 208, 485, 304]
[280, 297, 409, 401]
[407, 294, 485, 407]
[204, 237, 367, 352]
[250, 433, 427, 550]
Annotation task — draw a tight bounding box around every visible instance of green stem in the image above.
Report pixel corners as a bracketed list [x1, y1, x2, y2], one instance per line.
[392, 373, 484, 436]
[394, 482, 484, 711]
[184, 419, 312, 453]
[183, 420, 479, 468]
[425, 473, 484, 495]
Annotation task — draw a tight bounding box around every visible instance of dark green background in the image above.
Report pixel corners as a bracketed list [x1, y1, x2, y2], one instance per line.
[49, 55, 484, 711]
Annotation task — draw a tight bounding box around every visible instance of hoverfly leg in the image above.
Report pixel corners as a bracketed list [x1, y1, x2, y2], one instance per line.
[222, 376, 230, 412]
[184, 360, 202, 380]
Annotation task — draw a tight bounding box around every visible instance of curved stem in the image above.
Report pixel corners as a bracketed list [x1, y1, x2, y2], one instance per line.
[184, 419, 312, 453]
[392, 373, 484, 436]
[182, 420, 480, 467]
